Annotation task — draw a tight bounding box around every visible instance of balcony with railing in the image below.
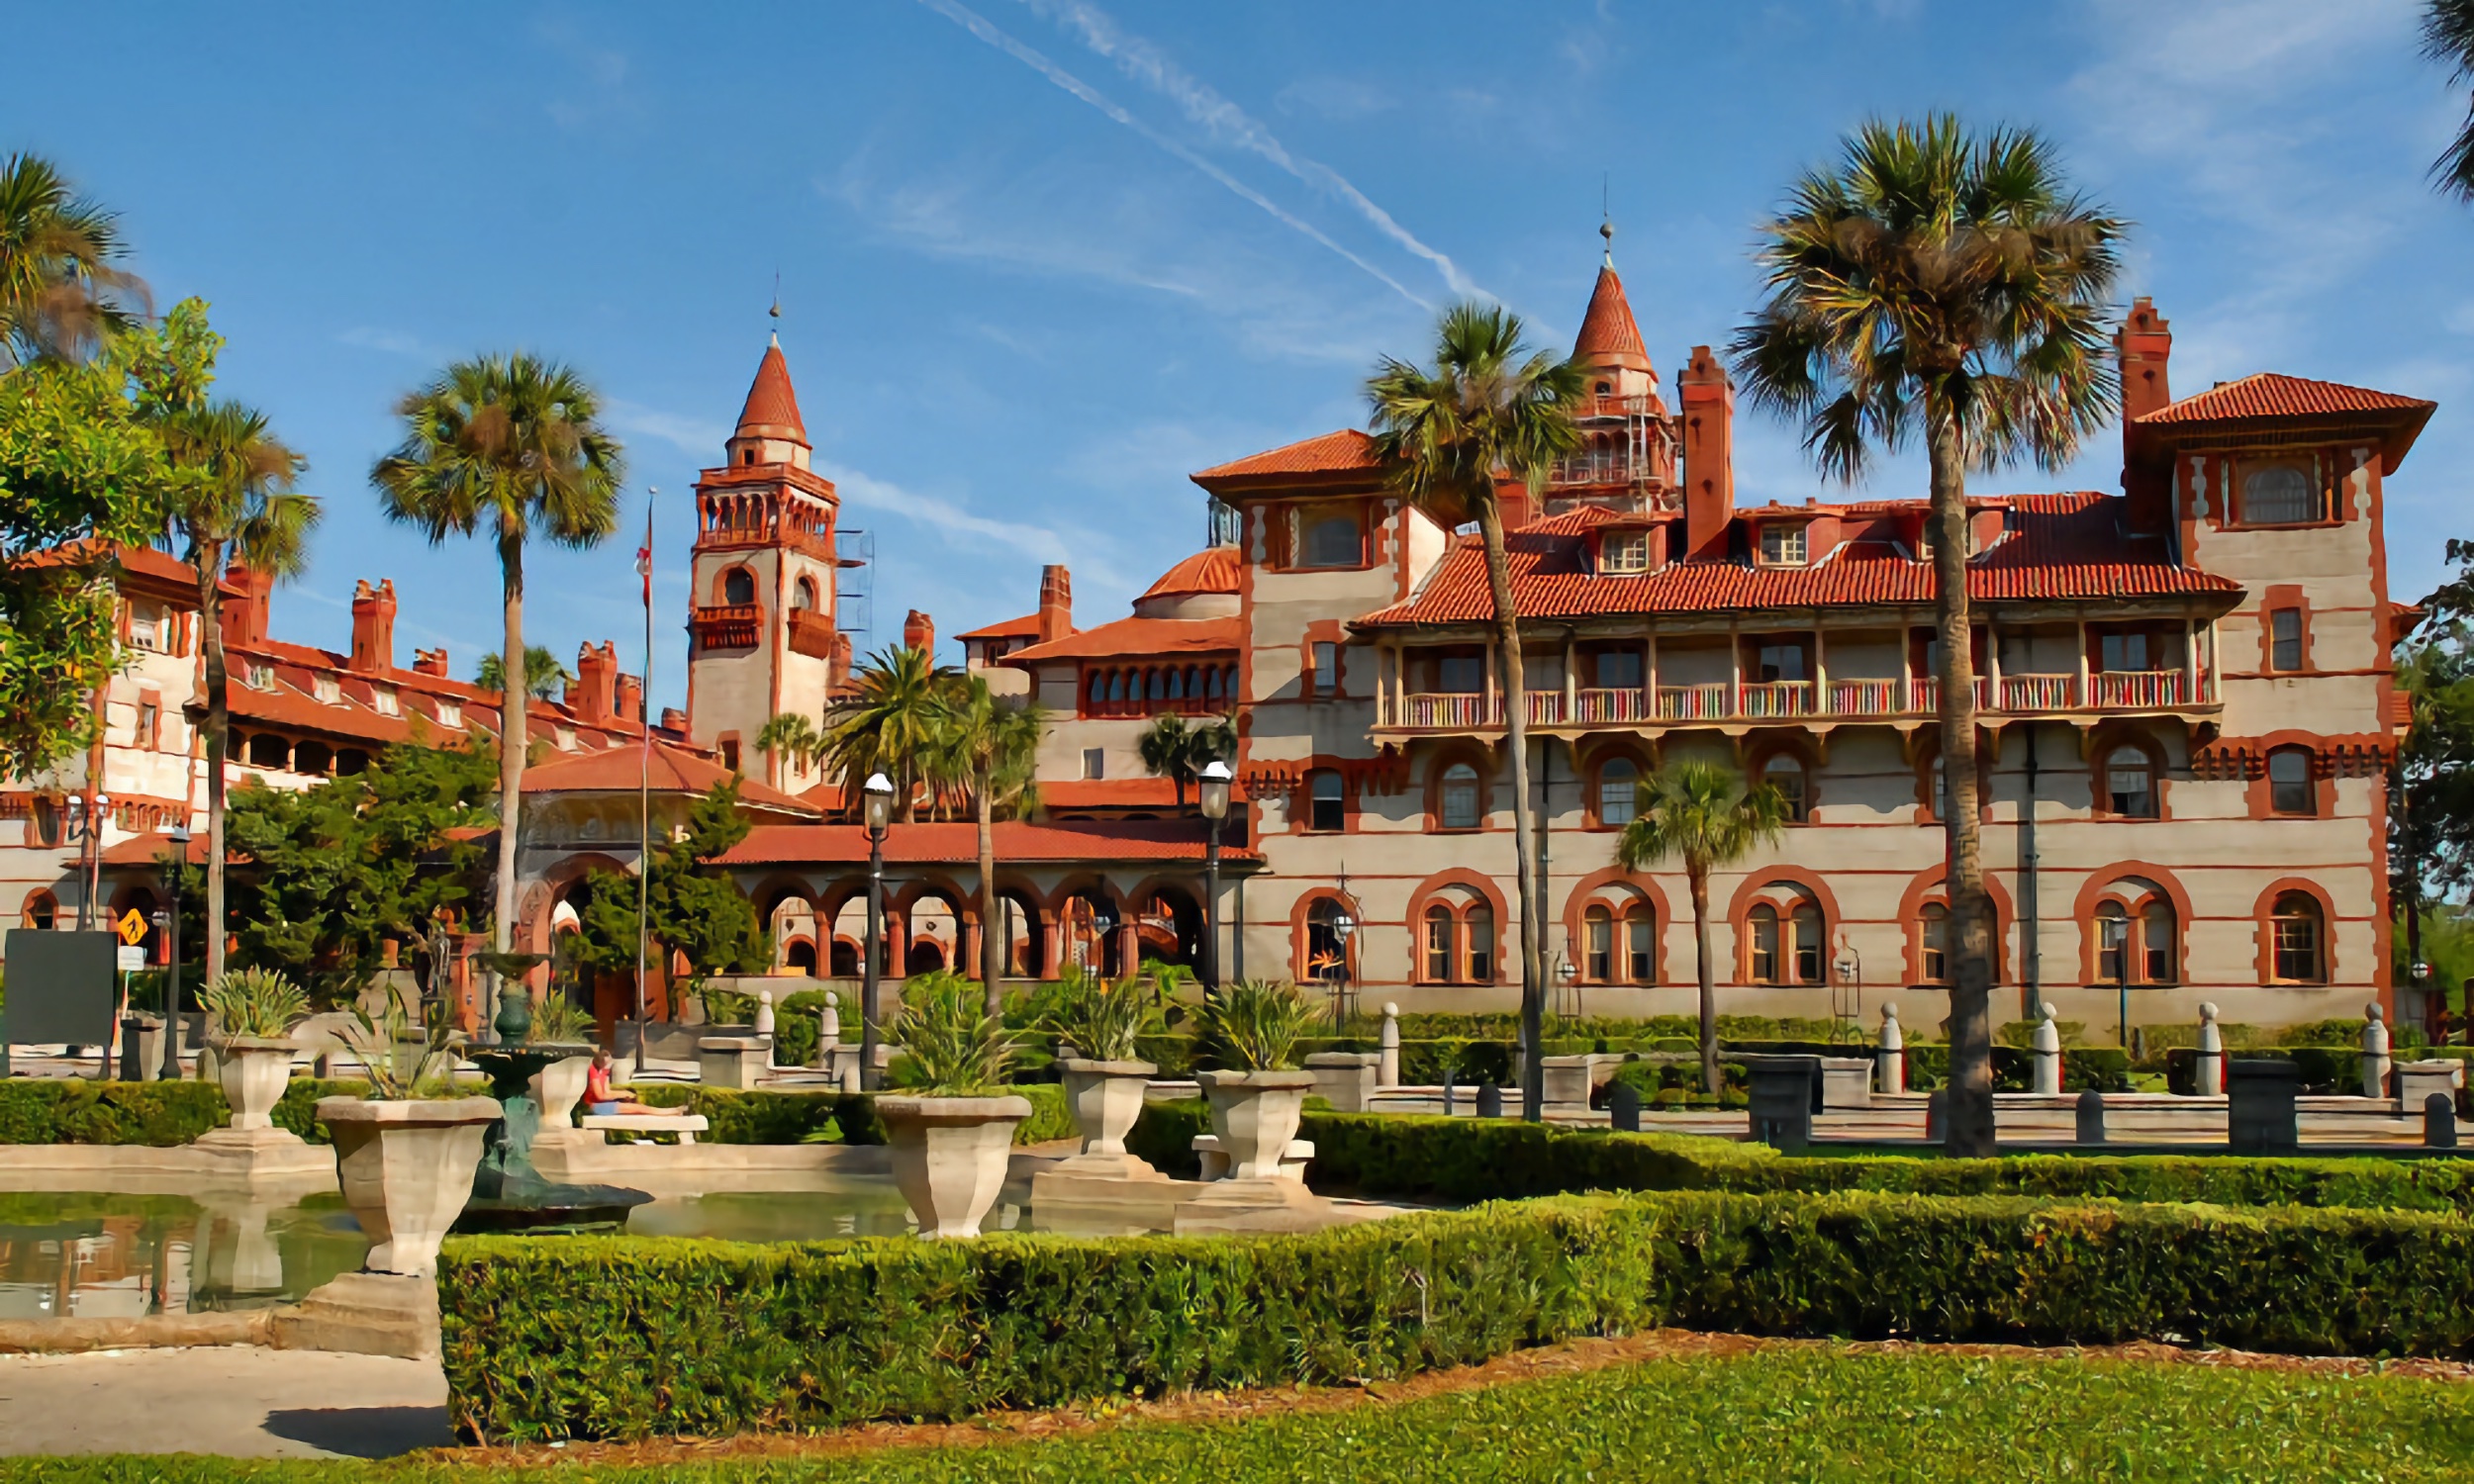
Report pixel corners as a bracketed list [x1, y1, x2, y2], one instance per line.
[691, 603, 762, 651]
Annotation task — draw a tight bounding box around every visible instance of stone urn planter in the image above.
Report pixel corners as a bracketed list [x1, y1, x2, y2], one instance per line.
[315, 1096, 502, 1275]
[211, 1036, 299, 1132]
[526, 1052, 596, 1150]
[1195, 1068, 1317, 1181]
[876, 1094, 1033, 1239]
[1058, 1058, 1156, 1159]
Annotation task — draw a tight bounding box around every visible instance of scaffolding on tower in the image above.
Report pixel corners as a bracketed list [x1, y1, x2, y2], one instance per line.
[836, 526, 873, 639]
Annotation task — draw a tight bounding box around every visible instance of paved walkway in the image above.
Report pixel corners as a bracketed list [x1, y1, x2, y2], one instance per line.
[0, 1345, 451, 1457]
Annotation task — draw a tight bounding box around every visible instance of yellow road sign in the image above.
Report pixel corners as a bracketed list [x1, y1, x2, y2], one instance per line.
[116, 908, 148, 947]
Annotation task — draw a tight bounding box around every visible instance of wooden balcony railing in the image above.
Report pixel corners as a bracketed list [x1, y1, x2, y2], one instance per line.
[691, 603, 762, 651]
[1381, 668, 2216, 733]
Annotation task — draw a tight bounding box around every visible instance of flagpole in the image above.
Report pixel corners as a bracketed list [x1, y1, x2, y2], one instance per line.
[634, 487, 656, 1073]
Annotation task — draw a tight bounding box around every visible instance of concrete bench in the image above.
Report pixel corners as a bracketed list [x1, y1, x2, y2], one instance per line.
[1191, 1134, 1312, 1183]
[581, 1113, 710, 1145]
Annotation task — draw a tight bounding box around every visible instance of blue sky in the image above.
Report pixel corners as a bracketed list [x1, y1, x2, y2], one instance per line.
[7, 0, 2468, 710]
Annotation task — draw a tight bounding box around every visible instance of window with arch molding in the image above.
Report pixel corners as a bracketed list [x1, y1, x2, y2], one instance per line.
[1747, 898, 1824, 985]
[1419, 894, 1495, 984]
[2239, 463, 2322, 525]
[1584, 902, 1615, 981]
[2103, 747, 2158, 819]
[1762, 755, 1809, 823]
[1300, 511, 1363, 568]
[1596, 757, 1639, 827]
[1303, 897, 1352, 982]
[2093, 890, 2177, 985]
[1626, 903, 1656, 982]
[722, 568, 756, 606]
[2267, 747, 2314, 816]
[792, 577, 817, 611]
[23, 890, 56, 930]
[2270, 892, 2326, 983]
[1919, 902, 1951, 983]
[1439, 763, 1481, 830]
[1306, 770, 1346, 833]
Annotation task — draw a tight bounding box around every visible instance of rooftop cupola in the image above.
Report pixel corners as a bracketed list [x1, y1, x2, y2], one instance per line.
[725, 335, 811, 472]
[1572, 223, 1658, 402]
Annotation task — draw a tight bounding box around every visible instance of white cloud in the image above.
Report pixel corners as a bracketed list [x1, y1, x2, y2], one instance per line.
[1273, 75, 1396, 122]
[821, 459, 1081, 565]
[606, 399, 728, 457]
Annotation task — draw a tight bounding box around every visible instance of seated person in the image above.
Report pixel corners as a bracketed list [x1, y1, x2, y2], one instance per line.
[584, 1049, 680, 1116]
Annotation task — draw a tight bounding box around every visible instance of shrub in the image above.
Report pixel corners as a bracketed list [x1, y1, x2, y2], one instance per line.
[622, 1083, 1073, 1147]
[1195, 978, 1321, 1071]
[1045, 967, 1167, 1064]
[199, 967, 308, 1040]
[883, 972, 1014, 1094]
[1, 1076, 368, 1146]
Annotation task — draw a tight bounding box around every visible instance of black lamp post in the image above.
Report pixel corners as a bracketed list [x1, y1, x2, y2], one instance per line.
[860, 771, 895, 1091]
[160, 823, 188, 1080]
[1197, 760, 1231, 993]
[1331, 905, 1358, 1025]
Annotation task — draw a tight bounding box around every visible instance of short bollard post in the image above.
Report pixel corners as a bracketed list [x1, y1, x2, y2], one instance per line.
[1378, 1001, 1402, 1088]
[1876, 1003, 1906, 1096]
[2193, 1002, 2224, 1096]
[1442, 1069, 1458, 1118]
[816, 995, 841, 1072]
[2032, 1002, 2063, 1096]
[2426, 1092, 2458, 1149]
[755, 989, 776, 1036]
[2075, 1088, 2107, 1145]
[1609, 1079, 1642, 1133]
[2362, 1003, 2392, 1099]
[1475, 1080, 1504, 1120]
[1925, 1089, 1947, 1143]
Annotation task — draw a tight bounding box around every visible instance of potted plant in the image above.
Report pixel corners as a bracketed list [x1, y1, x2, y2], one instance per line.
[1045, 967, 1164, 1174]
[875, 972, 1032, 1239]
[200, 968, 309, 1135]
[1193, 978, 1322, 1181]
[314, 996, 499, 1276]
[524, 995, 599, 1147]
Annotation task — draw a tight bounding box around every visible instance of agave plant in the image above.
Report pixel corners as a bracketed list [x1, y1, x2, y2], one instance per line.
[884, 971, 1015, 1095]
[201, 967, 309, 1041]
[1196, 978, 1322, 1072]
[1046, 970, 1166, 1065]
[529, 993, 594, 1045]
[338, 995, 466, 1099]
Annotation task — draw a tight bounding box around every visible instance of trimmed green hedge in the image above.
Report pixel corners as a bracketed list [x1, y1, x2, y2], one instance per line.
[438, 1188, 2474, 1439]
[622, 1082, 1075, 1147]
[0, 1076, 367, 1146]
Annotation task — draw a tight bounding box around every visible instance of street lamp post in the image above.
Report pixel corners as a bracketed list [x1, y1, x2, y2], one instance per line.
[1197, 761, 1231, 993]
[1331, 906, 1358, 1025]
[860, 772, 895, 1091]
[160, 823, 188, 1080]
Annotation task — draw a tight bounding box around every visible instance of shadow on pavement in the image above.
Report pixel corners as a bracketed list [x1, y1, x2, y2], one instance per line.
[261, 1406, 456, 1458]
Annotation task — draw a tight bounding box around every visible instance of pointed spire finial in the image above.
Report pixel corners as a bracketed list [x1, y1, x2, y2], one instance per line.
[769, 272, 781, 345]
[1601, 174, 1614, 266]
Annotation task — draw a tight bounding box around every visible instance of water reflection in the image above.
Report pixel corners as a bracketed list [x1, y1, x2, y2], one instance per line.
[0, 1192, 369, 1320]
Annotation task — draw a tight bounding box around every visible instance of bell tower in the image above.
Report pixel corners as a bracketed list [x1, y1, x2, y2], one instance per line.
[685, 336, 846, 788]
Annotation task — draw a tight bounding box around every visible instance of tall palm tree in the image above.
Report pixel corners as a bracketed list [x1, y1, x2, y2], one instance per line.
[823, 644, 958, 822]
[0, 153, 144, 367]
[754, 710, 827, 792]
[942, 674, 1046, 1015]
[1138, 712, 1191, 811]
[1731, 116, 2124, 1155]
[1616, 761, 1788, 1094]
[2426, 0, 2474, 200]
[475, 645, 570, 700]
[1368, 303, 1587, 1122]
[372, 354, 625, 968]
[158, 402, 316, 988]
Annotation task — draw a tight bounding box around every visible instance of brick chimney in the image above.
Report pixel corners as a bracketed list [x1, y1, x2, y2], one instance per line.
[903, 608, 934, 656]
[222, 560, 272, 649]
[659, 706, 687, 732]
[830, 631, 852, 694]
[1677, 346, 1736, 559]
[615, 672, 643, 722]
[568, 640, 617, 724]
[412, 646, 449, 678]
[348, 579, 396, 673]
[1037, 564, 1073, 642]
[2118, 298, 2175, 534]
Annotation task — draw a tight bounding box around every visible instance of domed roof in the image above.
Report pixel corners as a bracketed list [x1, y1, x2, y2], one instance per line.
[1139, 546, 1241, 602]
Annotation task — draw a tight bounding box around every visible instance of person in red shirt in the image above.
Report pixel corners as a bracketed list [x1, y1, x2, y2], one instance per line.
[585, 1049, 673, 1116]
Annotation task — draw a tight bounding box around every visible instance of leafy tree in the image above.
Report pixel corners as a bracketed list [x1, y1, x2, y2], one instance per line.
[372, 354, 625, 965]
[2426, 0, 2474, 201]
[571, 781, 765, 1009]
[2395, 540, 2474, 1019]
[1138, 712, 1191, 810]
[1369, 303, 1588, 1121]
[119, 299, 319, 987]
[754, 710, 826, 787]
[1616, 761, 1788, 1092]
[944, 674, 1045, 1014]
[821, 644, 958, 821]
[474, 645, 570, 700]
[1731, 116, 2124, 1157]
[0, 152, 143, 367]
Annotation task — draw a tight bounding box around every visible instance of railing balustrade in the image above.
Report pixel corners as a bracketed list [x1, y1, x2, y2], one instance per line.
[1526, 691, 1566, 726]
[1402, 692, 1500, 728]
[1658, 684, 1730, 721]
[1739, 681, 1815, 717]
[2001, 673, 2078, 711]
[1575, 688, 1649, 723]
[1382, 665, 2213, 730]
[1830, 679, 1900, 716]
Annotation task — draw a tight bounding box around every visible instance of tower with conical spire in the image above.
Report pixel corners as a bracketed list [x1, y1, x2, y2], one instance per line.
[1553, 223, 1677, 513]
[685, 334, 847, 788]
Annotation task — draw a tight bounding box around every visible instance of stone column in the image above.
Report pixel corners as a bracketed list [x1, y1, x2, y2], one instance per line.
[1876, 1003, 1905, 1095]
[1378, 1001, 1401, 1087]
[2362, 1002, 2392, 1099]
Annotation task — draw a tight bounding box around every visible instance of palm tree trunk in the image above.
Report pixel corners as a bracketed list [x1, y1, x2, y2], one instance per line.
[978, 771, 1002, 1020]
[195, 541, 228, 992]
[1475, 502, 1546, 1122]
[1692, 866, 1717, 1094]
[1929, 408, 1997, 1158]
[495, 536, 525, 969]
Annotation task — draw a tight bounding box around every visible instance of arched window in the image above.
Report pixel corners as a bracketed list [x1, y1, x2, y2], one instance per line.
[1791, 903, 1823, 983]
[1304, 897, 1352, 981]
[335, 749, 369, 776]
[1466, 903, 1494, 983]
[1439, 763, 1480, 831]
[1749, 895, 1824, 984]
[293, 741, 333, 776]
[2271, 891, 2326, 983]
[1418, 892, 1495, 984]
[1301, 512, 1362, 568]
[1762, 755, 1809, 823]
[1088, 671, 1105, 708]
[2141, 902, 2176, 982]
[1424, 903, 1455, 982]
[1584, 903, 1614, 981]
[23, 890, 56, 930]
[1203, 667, 1223, 701]
[2268, 747, 2314, 816]
[1920, 902, 1950, 983]
[792, 577, 816, 611]
[1626, 904, 1656, 982]
[1596, 757, 1639, 827]
[249, 733, 290, 769]
[2104, 748, 2158, 818]
[1307, 770, 1346, 832]
[1165, 668, 1184, 700]
[2095, 890, 2178, 984]
[1749, 905, 1781, 984]
[722, 568, 756, 606]
[2094, 902, 2131, 984]
[29, 797, 58, 848]
[2241, 464, 2320, 525]
[1106, 672, 1126, 704]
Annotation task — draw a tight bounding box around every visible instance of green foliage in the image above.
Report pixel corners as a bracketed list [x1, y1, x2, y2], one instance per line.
[618, 1082, 1071, 1147]
[1195, 977, 1322, 1071]
[339, 994, 466, 1100]
[473, 644, 569, 699]
[883, 971, 1013, 1094]
[199, 966, 308, 1040]
[528, 993, 593, 1046]
[0, 1076, 366, 1146]
[1044, 967, 1166, 1064]
[570, 781, 764, 998]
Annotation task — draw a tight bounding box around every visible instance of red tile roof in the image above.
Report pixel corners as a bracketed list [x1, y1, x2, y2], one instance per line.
[719, 818, 1259, 867]
[2137, 372, 2432, 424]
[733, 340, 808, 443]
[1355, 492, 2239, 627]
[522, 740, 816, 815]
[1139, 546, 1241, 601]
[1003, 613, 1242, 664]
[955, 613, 1047, 642]
[1191, 428, 1380, 484]
[1573, 263, 1652, 372]
[1037, 777, 1248, 810]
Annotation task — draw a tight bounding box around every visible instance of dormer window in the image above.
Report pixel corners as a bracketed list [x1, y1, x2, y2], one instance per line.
[372, 685, 399, 717]
[1601, 531, 1651, 575]
[313, 675, 340, 704]
[245, 663, 273, 691]
[1593, 380, 1613, 397]
[1759, 522, 1808, 567]
[436, 700, 462, 729]
[2236, 462, 2326, 526]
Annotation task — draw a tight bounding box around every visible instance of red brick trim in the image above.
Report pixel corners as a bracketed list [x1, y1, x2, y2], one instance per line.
[1406, 869, 1508, 986]
[1563, 865, 1671, 985]
[2071, 863, 2195, 986]
[2252, 877, 2339, 985]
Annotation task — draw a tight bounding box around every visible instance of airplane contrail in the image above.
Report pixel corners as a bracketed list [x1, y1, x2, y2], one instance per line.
[913, 0, 1430, 309]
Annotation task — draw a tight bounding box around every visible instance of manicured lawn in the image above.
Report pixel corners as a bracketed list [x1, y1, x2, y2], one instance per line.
[15, 1344, 2474, 1482]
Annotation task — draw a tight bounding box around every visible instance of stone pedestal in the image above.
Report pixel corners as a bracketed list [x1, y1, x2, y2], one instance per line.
[1304, 1051, 1380, 1112]
[699, 1035, 771, 1089]
[269, 1272, 440, 1360]
[1058, 1058, 1157, 1163]
[1819, 1057, 1873, 1110]
[1196, 1069, 1315, 1180]
[216, 1039, 300, 1130]
[527, 1053, 596, 1152]
[878, 1094, 1033, 1239]
[1876, 1005, 1906, 1095]
[2395, 1059, 2463, 1113]
[1377, 1002, 1401, 1087]
[2227, 1060, 2300, 1154]
[190, 1126, 336, 1179]
[2362, 1004, 2394, 1099]
[1171, 1173, 1334, 1236]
